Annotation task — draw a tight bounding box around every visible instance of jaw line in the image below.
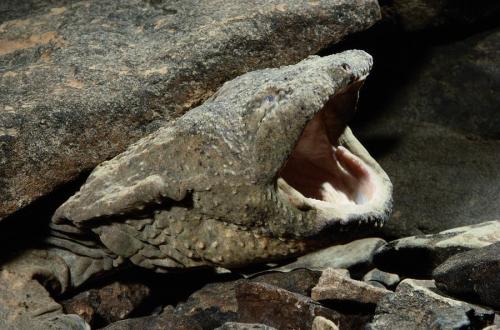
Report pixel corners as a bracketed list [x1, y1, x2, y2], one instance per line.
[275, 83, 392, 234]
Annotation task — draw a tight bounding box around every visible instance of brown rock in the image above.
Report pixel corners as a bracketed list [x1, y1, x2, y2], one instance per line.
[311, 268, 391, 304]
[61, 281, 151, 326]
[236, 281, 342, 330]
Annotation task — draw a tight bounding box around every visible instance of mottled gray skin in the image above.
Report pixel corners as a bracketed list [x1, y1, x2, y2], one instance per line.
[46, 50, 391, 289]
[0, 0, 381, 220]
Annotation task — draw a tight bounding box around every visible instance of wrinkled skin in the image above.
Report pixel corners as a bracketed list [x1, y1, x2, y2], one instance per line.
[1, 51, 392, 329]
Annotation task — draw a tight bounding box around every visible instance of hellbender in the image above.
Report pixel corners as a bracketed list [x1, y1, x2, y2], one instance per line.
[1, 50, 392, 329]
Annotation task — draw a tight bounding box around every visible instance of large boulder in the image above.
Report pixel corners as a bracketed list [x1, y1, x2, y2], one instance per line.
[0, 0, 381, 220]
[354, 25, 500, 238]
[433, 242, 500, 310]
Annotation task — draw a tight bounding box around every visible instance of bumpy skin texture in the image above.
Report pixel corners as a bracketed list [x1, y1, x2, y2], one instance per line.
[0, 0, 381, 221]
[50, 51, 391, 288]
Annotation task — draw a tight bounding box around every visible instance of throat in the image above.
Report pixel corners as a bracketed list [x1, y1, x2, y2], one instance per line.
[277, 107, 375, 207]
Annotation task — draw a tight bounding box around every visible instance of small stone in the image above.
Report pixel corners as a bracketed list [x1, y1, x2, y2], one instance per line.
[367, 279, 495, 330]
[214, 322, 277, 330]
[433, 242, 500, 309]
[363, 268, 400, 289]
[311, 268, 391, 304]
[312, 316, 339, 330]
[61, 281, 151, 326]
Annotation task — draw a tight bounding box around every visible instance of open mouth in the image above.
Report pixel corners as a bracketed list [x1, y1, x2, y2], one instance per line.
[277, 81, 391, 224]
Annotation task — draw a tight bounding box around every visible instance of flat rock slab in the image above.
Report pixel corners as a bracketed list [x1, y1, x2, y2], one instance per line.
[434, 242, 500, 310]
[367, 279, 495, 330]
[374, 220, 500, 276]
[275, 238, 386, 276]
[311, 268, 391, 305]
[0, 0, 381, 220]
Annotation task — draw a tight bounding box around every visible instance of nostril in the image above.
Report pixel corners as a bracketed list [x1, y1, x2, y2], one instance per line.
[341, 63, 351, 71]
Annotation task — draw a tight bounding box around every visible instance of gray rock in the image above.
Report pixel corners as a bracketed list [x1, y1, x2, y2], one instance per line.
[275, 238, 386, 277]
[215, 323, 277, 330]
[374, 221, 500, 276]
[367, 279, 495, 330]
[363, 268, 400, 289]
[433, 242, 500, 310]
[311, 268, 391, 304]
[354, 25, 500, 238]
[384, 0, 500, 31]
[0, 266, 89, 330]
[0, 0, 381, 221]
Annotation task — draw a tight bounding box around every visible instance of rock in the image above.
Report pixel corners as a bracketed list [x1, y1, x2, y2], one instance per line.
[236, 282, 342, 330]
[311, 268, 391, 304]
[276, 238, 386, 277]
[312, 316, 339, 330]
[250, 269, 321, 297]
[362, 268, 400, 289]
[102, 306, 201, 330]
[0, 268, 90, 330]
[433, 242, 500, 309]
[384, 0, 500, 31]
[374, 221, 500, 276]
[215, 323, 277, 330]
[353, 24, 500, 238]
[61, 281, 151, 327]
[367, 279, 495, 330]
[0, 0, 381, 221]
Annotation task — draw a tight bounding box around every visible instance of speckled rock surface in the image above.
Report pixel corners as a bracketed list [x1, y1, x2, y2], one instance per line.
[0, 0, 381, 221]
[215, 323, 277, 330]
[367, 279, 495, 330]
[433, 242, 500, 310]
[374, 221, 500, 276]
[311, 268, 391, 304]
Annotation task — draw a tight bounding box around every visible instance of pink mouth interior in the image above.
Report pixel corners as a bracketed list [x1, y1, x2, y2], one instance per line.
[278, 93, 376, 206]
